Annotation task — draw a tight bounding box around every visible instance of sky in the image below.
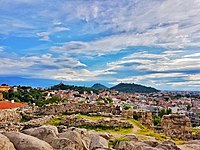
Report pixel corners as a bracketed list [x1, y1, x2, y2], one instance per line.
[0, 0, 200, 91]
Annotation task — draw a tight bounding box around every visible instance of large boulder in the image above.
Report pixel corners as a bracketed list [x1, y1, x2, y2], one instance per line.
[58, 130, 85, 150]
[49, 137, 76, 150]
[178, 140, 200, 150]
[3, 132, 53, 150]
[156, 140, 181, 150]
[0, 134, 16, 150]
[90, 134, 109, 150]
[114, 141, 135, 150]
[22, 125, 58, 142]
[123, 134, 138, 142]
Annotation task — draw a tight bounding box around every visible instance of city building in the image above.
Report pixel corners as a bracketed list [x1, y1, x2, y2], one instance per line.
[0, 84, 11, 92]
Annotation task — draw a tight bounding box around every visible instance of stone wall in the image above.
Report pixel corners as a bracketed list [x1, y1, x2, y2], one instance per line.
[38, 103, 116, 115]
[0, 109, 21, 124]
[161, 114, 192, 140]
[38, 103, 154, 128]
[122, 110, 153, 128]
[61, 115, 133, 128]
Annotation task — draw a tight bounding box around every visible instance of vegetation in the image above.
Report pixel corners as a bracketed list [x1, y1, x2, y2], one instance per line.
[76, 114, 106, 121]
[136, 128, 169, 141]
[153, 108, 172, 126]
[78, 125, 132, 135]
[45, 115, 67, 126]
[50, 83, 99, 94]
[127, 118, 146, 129]
[110, 83, 159, 93]
[123, 104, 132, 110]
[35, 96, 62, 107]
[91, 83, 108, 90]
[2, 86, 45, 104]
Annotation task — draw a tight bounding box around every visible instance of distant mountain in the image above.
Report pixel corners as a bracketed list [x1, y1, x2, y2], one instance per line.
[110, 83, 159, 93]
[91, 83, 108, 90]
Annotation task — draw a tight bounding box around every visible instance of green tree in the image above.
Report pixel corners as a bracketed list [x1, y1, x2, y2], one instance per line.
[123, 104, 132, 110]
[153, 116, 161, 126]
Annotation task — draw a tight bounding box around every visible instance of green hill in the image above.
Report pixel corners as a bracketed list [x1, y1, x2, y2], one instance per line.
[110, 83, 159, 93]
[91, 83, 108, 90]
[50, 83, 98, 94]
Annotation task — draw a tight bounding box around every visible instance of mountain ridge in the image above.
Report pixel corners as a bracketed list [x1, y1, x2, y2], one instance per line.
[110, 83, 159, 93]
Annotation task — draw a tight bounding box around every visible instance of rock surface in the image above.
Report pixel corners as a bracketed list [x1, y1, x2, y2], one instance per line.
[3, 132, 53, 150]
[1, 125, 200, 150]
[0, 133, 16, 150]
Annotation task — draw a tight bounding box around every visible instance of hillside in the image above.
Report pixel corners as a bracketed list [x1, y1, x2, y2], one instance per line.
[110, 83, 159, 93]
[91, 83, 108, 90]
[50, 83, 98, 94]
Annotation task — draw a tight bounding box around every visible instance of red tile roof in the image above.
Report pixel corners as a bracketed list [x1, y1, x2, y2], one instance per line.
[0, 101, 28, 110]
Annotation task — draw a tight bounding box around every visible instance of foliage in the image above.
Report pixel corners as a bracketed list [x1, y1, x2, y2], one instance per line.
[35, 96, 62, 107]
[123, 104, 132, 110]
[153, 115, 161, 126]
[50, 83, 99, 94]
[2, 86, 45, 104]
[110, 83, 159, 93]
[91, 83, 108, 90]
[158, 108, 172, 118]
[133, 113, 141, 120]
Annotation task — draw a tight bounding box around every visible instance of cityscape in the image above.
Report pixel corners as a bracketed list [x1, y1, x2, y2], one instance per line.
[0, 0, 200, 150]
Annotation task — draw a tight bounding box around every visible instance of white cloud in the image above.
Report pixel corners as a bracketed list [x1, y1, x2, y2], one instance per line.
[37, 26, 70, 40]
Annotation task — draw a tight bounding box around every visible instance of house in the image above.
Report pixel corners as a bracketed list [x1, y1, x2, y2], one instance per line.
[0, 84, 11, 92]
[0, 101, 28, 110]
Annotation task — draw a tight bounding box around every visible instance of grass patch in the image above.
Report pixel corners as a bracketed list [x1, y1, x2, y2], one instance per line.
[78, 125, 132, 135]
[173, 139, 186, 145]
[136, 128, 169, 141]
[76, 114, 106, 121]
[126, 118, 146, 129]
[192, 128, 200, 135]
[45, 114, 67, 126]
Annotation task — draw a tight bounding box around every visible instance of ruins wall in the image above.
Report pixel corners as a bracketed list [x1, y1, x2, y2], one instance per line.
[122, 110, 153, 128]
[61, 115, 133, 128]
[38, 103, 115, 115]
[161, 114, 193, 140]
[0, 109, 21, 124]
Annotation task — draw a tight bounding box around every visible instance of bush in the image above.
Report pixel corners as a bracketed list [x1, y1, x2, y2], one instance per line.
[123, 104, 132, 110]
[153, 116, 161, 126]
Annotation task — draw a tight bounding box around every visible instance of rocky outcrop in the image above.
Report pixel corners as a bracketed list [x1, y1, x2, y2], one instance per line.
[23, 115, 54, 129]
[114, 140, 181, 150]
[90, 134, 109, 150]
[178, 140, 200, 150]
[0, 133, 16, 150]
[1, 125, 199, 150]
[61, 115, 133, 128]
[161, 114, 192, 140]
[3, 132, 53, 150]
[0, 109, 21, 124]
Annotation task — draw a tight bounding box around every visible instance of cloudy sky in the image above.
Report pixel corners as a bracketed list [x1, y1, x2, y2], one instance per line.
[0, 0, 200, 90]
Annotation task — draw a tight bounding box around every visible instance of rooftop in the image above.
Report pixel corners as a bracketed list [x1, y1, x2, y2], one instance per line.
[0, 101, 28, 110]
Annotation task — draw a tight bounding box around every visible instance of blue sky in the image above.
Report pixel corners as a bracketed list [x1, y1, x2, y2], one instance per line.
[0, 0, 200, 91]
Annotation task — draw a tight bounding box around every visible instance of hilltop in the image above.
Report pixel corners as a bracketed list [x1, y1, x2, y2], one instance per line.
[50, 83, 98, 94]
[110, 83, 159, 93]
[91, 83, 108, 90]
